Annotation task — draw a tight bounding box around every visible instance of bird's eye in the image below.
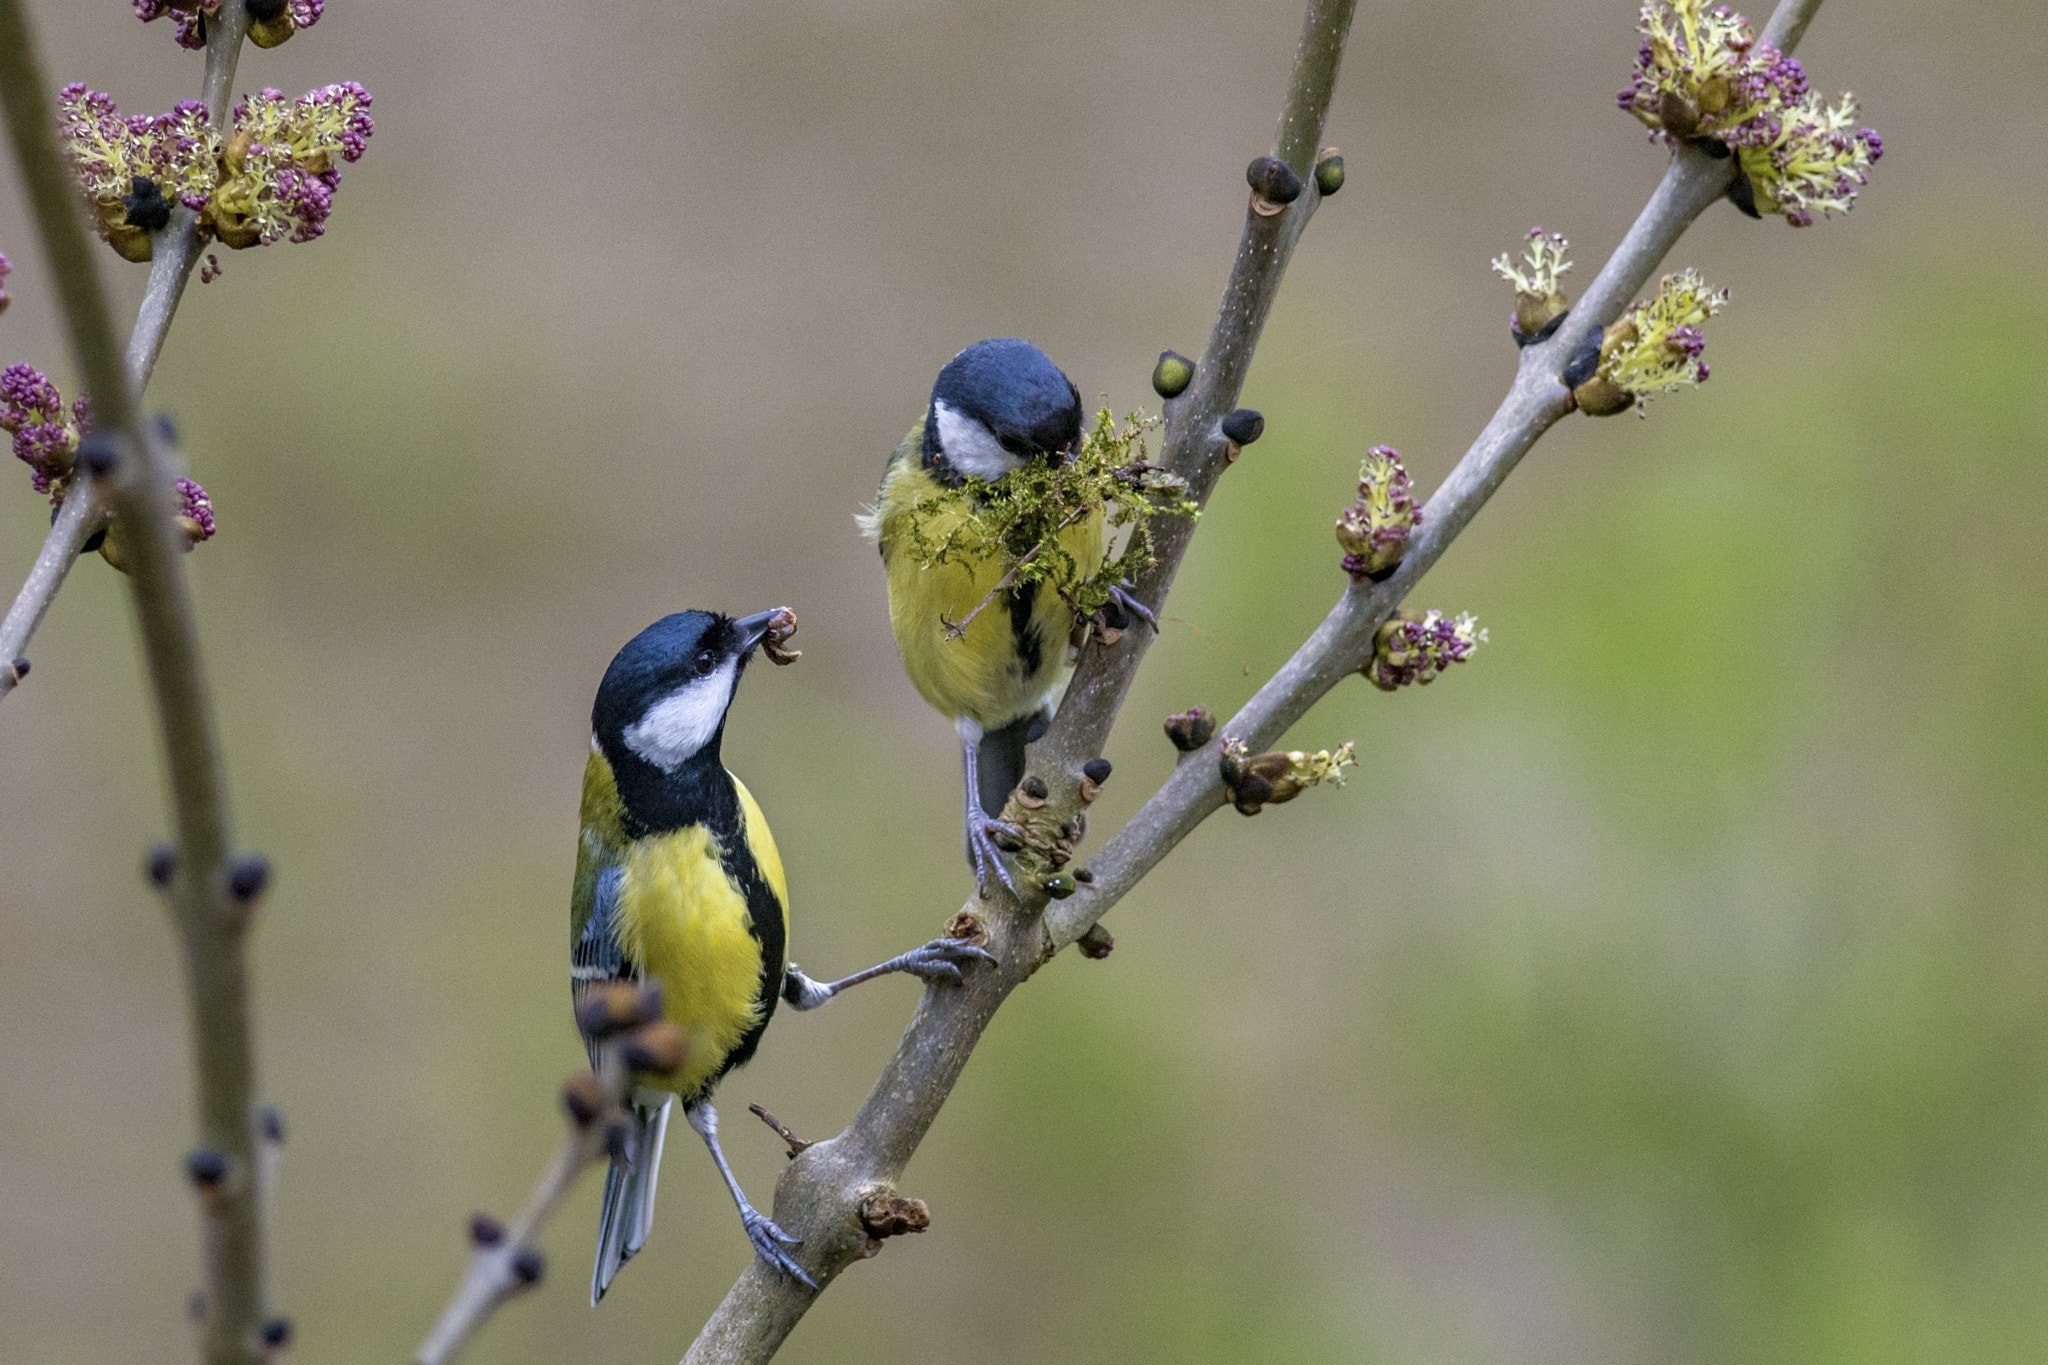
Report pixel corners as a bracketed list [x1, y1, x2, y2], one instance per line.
[693, 648, 717, 677]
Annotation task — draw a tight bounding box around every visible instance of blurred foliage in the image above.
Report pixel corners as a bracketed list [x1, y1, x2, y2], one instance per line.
[3, 1, 2044, 1363]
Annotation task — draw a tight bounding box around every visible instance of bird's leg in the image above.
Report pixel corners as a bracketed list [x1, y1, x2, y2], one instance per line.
[1106, 581, 1159, 631]
[782, 937, 998, 1011]
[684, 1101, 816, 1289]
[959, 730, 1021, 895]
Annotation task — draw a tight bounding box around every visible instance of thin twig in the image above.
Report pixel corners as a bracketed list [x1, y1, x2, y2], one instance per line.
[0, 483, 105, 698]
[0, 5, 266, 1364]
[414, 1058, 629, 1365]
[0, 0, 240, 705]
[681, 2, 1827, 1360]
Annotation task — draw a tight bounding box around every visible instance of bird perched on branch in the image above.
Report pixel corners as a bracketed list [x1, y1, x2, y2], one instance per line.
[863, 339, 1148, 892]
[573, 608, 994, 1302]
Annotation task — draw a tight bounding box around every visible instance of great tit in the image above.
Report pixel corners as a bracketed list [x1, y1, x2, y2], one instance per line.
[865, 339, 1132, 892]
[574, 608, 994, 1302]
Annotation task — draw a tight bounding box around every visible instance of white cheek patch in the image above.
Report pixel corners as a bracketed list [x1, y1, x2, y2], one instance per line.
[934, 401, 1023, 479]
[623, 660, 738, 769]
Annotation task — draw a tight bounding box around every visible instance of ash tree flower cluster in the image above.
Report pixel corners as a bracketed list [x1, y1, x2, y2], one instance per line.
[1, 363, 91, 500]
[0, 251, 11, 314]
[135, 0, 323, 52]
[1335, 445, 1421, 581]
[60, 79, 373, 261]
[1368, 611, 1487, 692]
[1619, 0, 1882, 226]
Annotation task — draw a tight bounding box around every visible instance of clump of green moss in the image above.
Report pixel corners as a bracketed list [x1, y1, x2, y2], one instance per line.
[900, 406, 1197, 620]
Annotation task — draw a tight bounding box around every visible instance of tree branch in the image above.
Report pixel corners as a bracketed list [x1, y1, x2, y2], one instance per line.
[0, 0, 241, 701]
[677, 1, 1832, 1359]
[0, 5, 267, 1364]
[414, 1058, 630, 1365]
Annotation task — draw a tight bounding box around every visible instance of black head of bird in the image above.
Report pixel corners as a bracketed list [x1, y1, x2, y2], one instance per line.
[592, 609, 782, 778]
[922, 337, 1083, 482]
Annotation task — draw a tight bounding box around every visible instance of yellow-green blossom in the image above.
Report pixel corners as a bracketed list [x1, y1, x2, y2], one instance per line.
[1219, 738, 1356, 815]
[1491, 228, 1573, 340]
[1570, 270, 1727, 416]
[1734, 93, 1884, 226]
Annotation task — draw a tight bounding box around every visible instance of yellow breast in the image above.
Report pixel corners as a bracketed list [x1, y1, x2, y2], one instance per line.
[871, 433, 1104, 728]
[615, 822, 771, 1098]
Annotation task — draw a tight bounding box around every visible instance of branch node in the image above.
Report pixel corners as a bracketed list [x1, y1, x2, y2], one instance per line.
[943, 910, 989, 948]
[227, 854, 271, 903]
[1164, 705, 1217, 753]
[146, 841, 178, 888]
[4, 656, 26, 685]
[856, 1191, 931, 1251]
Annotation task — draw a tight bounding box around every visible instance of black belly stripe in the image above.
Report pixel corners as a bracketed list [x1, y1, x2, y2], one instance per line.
[1005, 578, 1045, 681]
[602, 737, 787, 1098]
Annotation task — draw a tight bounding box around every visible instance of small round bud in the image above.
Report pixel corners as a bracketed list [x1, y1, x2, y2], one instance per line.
[469, 1212, 506, 1247]
[1072, 867, 1095, 885]
[1313, 150, 1345, 196]
[511, 1247, 546, 1286]
[1076, 924, 1114, 959]
[1151, 350, 1195, 400]
[246, 0, 290, 20]
[6, 657, 27, 683]
[228, 855, 271, 902]
[257, 1106, 285, 1145]
[1164, 706, 1216, 753]
[122, 176, 172, 234]
[1221, 409, 1264, 447]
[560, 1071, 605, 1127]
[75, 433, 119, 480]
[185, 1149, 229, 1188]
[622, 1020, 691, 1077]
[1020, 775, 1049, 802]
[146, 842, 177, 887]
[1081, 758, 1112, 785]
[1561, 331, 1605, 391]
[259, 1317, 293, 1349]
[1245, 155, 1303, 207]
[1042, 873, 1077, 900]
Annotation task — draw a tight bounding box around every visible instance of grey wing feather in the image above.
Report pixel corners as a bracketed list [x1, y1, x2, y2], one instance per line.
[572, 863, 632, 1069]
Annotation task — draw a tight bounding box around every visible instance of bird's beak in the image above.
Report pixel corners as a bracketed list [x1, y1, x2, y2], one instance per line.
[731, 608, 787, 657]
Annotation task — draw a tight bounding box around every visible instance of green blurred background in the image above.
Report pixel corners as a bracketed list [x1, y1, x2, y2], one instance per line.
[3, 0, 2044, 1361]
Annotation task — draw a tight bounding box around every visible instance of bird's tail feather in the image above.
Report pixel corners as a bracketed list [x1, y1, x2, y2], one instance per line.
[974, 710, 1047, 821]
[590, 1093, 673, 1305]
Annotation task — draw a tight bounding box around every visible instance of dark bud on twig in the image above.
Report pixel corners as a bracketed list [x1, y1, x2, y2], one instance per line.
[75, 433, 120, 480]
[1076, 924, 1115, 960]
[1042, 873, 1076, 900]
[1151, 350, 1195, 400]
[1313, 148, 1345, 196]
[5, 657, 27, 685]
[1081, 758, 1112, 785]
[259, 1317, 293, 1349]
[147, 843, 178, 887]
[560, 1071, 605, 1127]
[1016, 774, 1049, 809]
[257, 1106, 285, 1146]
[468, 1213, 506, 1248]
[1561, 330, 1605, 391]
[1245, 156, 1303, 215]
[246, 0, 289, 19]
[858, 1192, 931, 1243]
[1072, 867, 1095, 885]
[188, 1291, 208, 1324]
[1164, 705, 1216, 752]
[574, 980, 663, 1039]
[122, 176, 172, 234]
[510, 1248, 546, 1287]
[228, 855, 271, 903]
[1725, 164, 1763, 218]
[1221, 409, 1265, 447]
[622, 1020, 691, 1077]
[186, 1149, 232, 1211]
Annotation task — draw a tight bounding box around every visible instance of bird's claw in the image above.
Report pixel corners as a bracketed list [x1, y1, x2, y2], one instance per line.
[899, 937, 1000, 985]
[1107, 582, 1158, 631]
[967, 816, 1021, 897]
[742, 1208, 816, 1288]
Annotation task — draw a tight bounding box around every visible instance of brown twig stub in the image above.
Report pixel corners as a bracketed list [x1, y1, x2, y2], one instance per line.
[749, 1104, 814, 1159]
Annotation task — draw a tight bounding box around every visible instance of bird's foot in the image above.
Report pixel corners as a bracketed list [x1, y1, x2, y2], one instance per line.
[968, 815, 1022, 897]
[1107, 582, 1159, 631]
[894, 936, 999, 986]
[741, 1206, 816, 1289]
